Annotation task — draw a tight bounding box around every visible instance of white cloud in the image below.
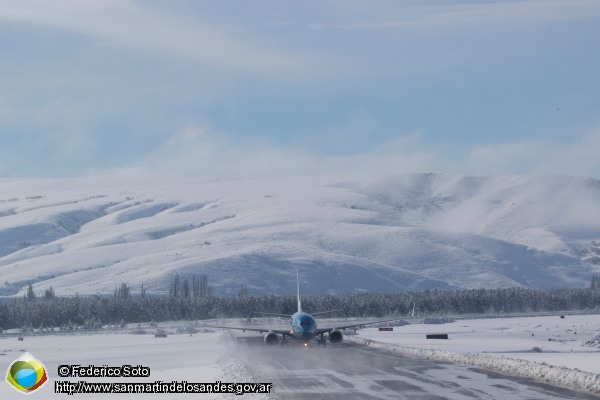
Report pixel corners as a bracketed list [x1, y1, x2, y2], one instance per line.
[1, 1, 597, 180]
[133, 125, 437, 179]
[136, 126, 313, 178]
[134, 125, 600, 180]
[465, 131, 600, 177]
[0, 0, 308, 72]
[319, 0, 600, 30]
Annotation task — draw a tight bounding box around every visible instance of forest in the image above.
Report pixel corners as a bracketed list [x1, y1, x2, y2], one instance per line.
[0, 274, 599, 332]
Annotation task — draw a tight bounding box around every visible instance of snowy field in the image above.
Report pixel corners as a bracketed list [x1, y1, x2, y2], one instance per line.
[0, 323, 263, 399]
[351, 312, 600, 395]
[2, 314, 600, 398]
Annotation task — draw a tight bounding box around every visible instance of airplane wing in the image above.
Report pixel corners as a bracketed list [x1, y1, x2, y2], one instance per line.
[214, 326, 293, 337]
[310, 309, 344, 316]
[315, 318, 401, 335]
[255, 312, 292, 318]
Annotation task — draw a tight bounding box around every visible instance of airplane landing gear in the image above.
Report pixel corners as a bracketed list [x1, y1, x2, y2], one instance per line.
[317, 333, 327, 346]
[280, 337, 289, 346]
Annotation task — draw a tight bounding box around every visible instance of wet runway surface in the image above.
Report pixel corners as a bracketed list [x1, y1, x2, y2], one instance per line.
[232, 336, 599, 399]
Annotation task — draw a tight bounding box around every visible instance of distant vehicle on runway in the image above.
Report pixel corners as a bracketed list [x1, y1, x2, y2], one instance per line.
[215, 270, 399, 346]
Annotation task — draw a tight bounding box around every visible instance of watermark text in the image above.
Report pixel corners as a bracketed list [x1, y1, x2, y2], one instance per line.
[55, 380, 273, 395]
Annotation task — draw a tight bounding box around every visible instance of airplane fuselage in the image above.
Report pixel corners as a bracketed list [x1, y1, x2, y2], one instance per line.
[290, 311, 317, 342]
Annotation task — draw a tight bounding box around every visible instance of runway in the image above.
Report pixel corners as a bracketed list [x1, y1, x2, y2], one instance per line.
[232, 336, 598, 399]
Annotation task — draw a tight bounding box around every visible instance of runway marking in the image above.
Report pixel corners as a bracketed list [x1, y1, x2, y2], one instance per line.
[232, 339, 598, 399]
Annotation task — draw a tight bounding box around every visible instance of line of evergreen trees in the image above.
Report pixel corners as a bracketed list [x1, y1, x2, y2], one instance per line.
[1, 283, 599, 332]
[591, 274, 600, 290]
[168, 273, 212, 299]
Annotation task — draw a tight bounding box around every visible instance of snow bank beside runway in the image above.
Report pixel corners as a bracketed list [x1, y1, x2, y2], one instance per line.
[348, 313, 600, 396]
[348, 335, 600, 395]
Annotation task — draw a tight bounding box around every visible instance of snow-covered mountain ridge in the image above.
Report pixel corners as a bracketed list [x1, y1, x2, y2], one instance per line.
[1, 173, 599, 297]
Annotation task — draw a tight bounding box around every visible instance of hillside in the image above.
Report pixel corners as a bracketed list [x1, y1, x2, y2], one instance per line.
[1, 173, 599, 297]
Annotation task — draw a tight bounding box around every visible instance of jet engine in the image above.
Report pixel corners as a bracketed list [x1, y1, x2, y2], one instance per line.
[264, 332, 279, 345]
[328, 330, 343, 343]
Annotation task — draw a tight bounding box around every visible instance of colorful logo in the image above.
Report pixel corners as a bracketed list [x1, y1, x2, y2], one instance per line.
[5, 352, 48, 395]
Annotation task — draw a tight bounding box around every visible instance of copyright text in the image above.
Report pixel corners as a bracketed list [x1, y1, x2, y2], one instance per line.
[58, 365, 150, 378]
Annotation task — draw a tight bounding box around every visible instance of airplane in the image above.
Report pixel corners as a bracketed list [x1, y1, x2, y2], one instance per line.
[215, 270, 400, 347]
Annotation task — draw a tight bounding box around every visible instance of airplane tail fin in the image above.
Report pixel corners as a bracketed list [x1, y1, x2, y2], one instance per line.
[297, 269, 302, 313]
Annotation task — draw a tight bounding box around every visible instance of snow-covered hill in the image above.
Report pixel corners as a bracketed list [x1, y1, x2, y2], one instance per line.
[1, 173, 599, 297]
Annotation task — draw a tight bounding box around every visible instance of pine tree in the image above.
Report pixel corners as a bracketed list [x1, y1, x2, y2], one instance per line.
[114, 283, 131, 301]
[170, 273, 180, 299]
[193, 275, 200, 299]
[26, 284, 36, 301]
[182, 277, 190, 299]
[44, 286, 56, 300]
[197, 274, 211, 298]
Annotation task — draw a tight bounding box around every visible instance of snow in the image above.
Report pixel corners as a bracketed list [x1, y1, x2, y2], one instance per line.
[3, 314, 600, 397]
[350, 313, 600, 396]
[0, 323, 264, 399]
[1, 173, 600, 296]
[2, 172, 600, 395]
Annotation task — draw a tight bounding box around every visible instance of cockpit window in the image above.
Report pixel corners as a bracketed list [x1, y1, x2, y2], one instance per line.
[298, 316, 314, 327]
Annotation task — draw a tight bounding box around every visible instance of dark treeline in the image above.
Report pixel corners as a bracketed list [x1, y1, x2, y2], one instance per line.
[1, 286, 599, 332]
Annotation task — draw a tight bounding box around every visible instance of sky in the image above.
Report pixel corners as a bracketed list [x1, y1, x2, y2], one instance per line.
[0, 0, 599, 179]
